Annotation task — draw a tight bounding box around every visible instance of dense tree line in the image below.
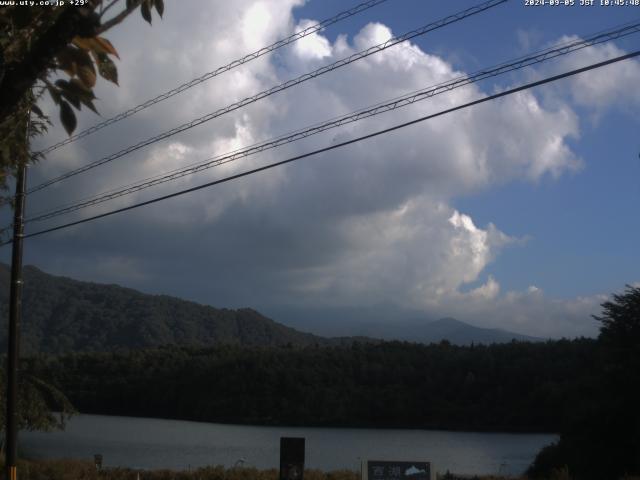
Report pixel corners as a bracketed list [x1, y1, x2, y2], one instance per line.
[25, 338, 597, 433]
[527, 286, 640, 480]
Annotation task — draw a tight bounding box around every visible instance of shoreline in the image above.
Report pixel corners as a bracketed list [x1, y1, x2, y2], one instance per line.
[51, 411, 560, 436]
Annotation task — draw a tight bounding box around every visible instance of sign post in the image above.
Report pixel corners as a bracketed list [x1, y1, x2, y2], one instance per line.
[280, 437, 305, 480]
[362, 460, 433, 480]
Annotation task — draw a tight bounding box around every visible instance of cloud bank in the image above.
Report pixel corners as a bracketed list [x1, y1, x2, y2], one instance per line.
[20, 0, 639, 338]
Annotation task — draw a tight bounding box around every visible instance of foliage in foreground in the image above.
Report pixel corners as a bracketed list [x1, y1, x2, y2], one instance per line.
[0, 0, 163, 216]
[0, 359, 75, 432]
[528, 285, 640, 480]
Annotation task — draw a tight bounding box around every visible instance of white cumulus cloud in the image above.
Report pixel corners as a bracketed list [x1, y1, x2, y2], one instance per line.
[19, 0, 637, 338]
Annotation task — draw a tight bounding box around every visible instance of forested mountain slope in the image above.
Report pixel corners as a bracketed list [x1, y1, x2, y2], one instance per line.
[0, 264, 328, 353]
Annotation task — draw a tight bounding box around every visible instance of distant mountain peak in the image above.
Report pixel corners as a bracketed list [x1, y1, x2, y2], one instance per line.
[430, 317, 467, 327]
[262, 306, 541, 345]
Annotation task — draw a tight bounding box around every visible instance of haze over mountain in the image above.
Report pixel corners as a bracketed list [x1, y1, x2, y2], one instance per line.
[264, 304, 541, 345]
[0, 263, 538, 354]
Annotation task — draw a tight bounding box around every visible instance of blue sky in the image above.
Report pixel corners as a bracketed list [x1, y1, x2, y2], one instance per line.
[295, 0, 640, 299]
[3, 0, 640, 337]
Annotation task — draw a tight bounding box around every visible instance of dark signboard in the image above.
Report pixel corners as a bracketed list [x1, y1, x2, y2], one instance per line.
[365, 460, 431, 480]
[280, 437, 305, 480]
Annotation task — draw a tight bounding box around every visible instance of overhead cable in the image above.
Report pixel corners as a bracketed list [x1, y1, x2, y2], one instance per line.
[35, 0, 390, 156]
[27, 0, 508, 194]
[24, 20, 640, 223]
[5, 49, 637, 245]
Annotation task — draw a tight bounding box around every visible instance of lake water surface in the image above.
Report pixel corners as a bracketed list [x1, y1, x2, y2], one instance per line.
[21, 414, 557, 476]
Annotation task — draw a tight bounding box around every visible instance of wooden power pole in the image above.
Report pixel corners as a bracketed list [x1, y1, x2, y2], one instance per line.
[5, 141, 28, 480]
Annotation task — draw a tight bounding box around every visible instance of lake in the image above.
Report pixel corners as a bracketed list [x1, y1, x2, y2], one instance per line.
[21, 414, 557, 476]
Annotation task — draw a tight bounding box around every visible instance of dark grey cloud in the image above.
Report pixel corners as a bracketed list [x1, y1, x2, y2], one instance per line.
[4, 0, 626, 338]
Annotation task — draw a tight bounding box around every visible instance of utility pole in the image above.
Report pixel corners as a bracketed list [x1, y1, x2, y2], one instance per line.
[5, 120, 28, 480]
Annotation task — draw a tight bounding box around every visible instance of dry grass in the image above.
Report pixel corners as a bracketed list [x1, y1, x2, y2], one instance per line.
[4, 459, 639, 480]
[3, 460, 362, 480]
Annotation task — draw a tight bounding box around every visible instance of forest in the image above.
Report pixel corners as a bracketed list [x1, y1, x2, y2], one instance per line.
[25, 338, 596, 433]
[0, 264, 352, 353]
[5, 279, 640, 479]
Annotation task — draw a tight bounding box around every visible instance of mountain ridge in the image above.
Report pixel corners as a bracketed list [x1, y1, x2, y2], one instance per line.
[263, 305, 541, 345]
[0, 263, 539, 354]
[0, 263, 334, 353]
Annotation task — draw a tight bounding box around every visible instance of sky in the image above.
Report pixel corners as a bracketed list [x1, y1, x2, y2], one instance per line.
[2, 0, 640, 338]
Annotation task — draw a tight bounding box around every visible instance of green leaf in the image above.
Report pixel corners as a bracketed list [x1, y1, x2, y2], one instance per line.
[59, 100, 77, 136]
[97, 53, 118, 85]
[77, 64, 97, 88]
[72, 36, 93, 51]
[72, 46, 94, 68]
[55, 46, 95, 84]
[56, 78, 94, 97]
[154, 0, 164, 18]
[55, 79, 99, 114]
[55, 47, 78, 76]
[83, 99, 99, 114]
[54, 79, 79, 106]
[56, 80, 81, 109]
[69, 78, 96, 98]
[93, 36, 120, 59]
[0, 143, 11, 165]
[47, 85, 61, 105]
[31, 104, 44, 118]
[61, 92, 81, 110]
[141, 0, 152, 24]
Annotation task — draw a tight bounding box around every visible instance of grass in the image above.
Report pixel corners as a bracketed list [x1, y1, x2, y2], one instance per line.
[3, 459, 640, 480]
[1, 459, 517, 480]
[4, 460, 359, 480]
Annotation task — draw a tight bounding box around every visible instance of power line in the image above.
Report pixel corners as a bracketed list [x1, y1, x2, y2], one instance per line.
[27, 20, 640, 221]
[6, 49, 637, 245]
[24, 20, 640, 224]
[35, 0, 389, 157]
[27, 0, 508, 194]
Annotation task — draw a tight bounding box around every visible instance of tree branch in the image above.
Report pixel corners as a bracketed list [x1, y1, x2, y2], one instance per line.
[99, 0, 121, 19]
[97, 0, 142, 34]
